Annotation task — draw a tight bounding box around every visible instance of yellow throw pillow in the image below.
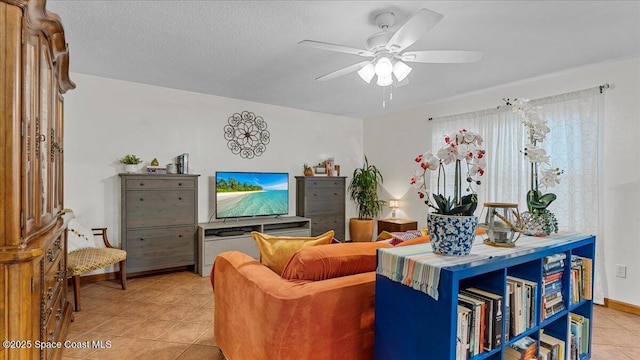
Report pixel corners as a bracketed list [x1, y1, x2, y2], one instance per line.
[251, 230, 334, 275]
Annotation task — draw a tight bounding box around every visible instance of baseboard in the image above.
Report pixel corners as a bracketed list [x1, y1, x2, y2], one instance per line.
[67, 265, 195, 286]
[604, 298, 640, 316]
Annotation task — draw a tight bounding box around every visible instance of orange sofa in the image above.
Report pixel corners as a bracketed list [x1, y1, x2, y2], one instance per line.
[210, 241, 414, 360]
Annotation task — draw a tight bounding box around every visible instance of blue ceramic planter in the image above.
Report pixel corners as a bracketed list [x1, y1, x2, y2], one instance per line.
[427, 213, 478, 256]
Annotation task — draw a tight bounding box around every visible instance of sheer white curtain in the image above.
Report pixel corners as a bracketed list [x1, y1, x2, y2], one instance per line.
[431, 87, 605, 303]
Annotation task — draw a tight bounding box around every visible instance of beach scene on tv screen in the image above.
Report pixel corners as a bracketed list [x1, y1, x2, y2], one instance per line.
[216, 172, 288, 218]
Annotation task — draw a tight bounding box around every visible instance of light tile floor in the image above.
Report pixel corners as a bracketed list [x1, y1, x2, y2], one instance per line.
[61, 271, 640, 359]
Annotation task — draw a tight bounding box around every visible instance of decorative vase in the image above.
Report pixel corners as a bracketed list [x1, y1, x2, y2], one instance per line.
[427, 213, 478, 256]
[521, 210, 558, 237]
[303, 169, 314, 176]
[125, 164, 138, 173]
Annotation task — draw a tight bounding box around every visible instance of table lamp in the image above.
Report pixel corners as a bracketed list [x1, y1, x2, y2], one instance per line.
[389, 199, 399, 218]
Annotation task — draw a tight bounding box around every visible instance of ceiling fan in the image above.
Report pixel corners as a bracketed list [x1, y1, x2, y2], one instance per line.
[299, 8, 483, 87]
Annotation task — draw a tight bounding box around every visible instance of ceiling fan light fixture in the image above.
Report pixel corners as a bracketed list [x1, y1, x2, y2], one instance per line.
[357, 63, 375, 83]
[376, 74, 392, 87]
[374, 57, 393, 77]
[393, 60, 412, 82]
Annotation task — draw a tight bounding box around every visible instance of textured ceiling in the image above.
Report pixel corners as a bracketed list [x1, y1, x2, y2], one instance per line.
[48, 1, 640, 119]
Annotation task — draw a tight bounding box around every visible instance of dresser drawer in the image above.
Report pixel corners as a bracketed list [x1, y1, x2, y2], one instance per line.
[42, 284, 64, 346]
[303, 178, 345, 189]
[126, 226, 196, 270]
[43, 252, 65, 308]
[125, 190, 196, 227]
[125, 178, 196, 190]
[310, 214, 345, 237]
[304, 197, 345, 216]
[43, 235, 63, 275]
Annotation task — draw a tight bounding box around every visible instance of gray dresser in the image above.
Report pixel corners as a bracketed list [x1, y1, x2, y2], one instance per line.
[295, 176, 346, 239]
[120, 174, 199, 274]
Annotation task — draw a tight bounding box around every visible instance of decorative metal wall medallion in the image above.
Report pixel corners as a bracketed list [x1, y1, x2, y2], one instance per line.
[223, 111, 270, 159]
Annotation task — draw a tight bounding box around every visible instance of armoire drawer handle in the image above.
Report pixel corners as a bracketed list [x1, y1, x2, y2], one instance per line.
[140, 238, 145, 241]
[140, 198, 144, 201]
[139, 182, 145, 186]
[178, 197, 183, 200]
[178, 234, 183, 238]
[178, 182, 183, 186]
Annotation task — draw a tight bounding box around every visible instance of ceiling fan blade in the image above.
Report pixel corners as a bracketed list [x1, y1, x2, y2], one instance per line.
[315, 61, 371, 81]
[386, 9, 444, 53]
[299, 40, 374, 57]
[401, 50, 484, 63]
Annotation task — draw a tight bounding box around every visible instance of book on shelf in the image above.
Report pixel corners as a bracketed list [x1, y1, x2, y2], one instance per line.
[570, 255, 593, 303]
[507, 276, 538, 335]
[540, 331, 565, 360]
[542, 253, 567, 321]
[570, 313, 590, 358]
[456, 305, 472, 360]
[463, 287, 503, 350]
[458, 293, 486, 357]
[505, 335, 537, 360]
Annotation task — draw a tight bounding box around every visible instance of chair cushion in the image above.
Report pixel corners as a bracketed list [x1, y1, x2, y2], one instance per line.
[281, 242, 392, 281]
[67, 248, 127, 276]
[251, 230, 334, 275]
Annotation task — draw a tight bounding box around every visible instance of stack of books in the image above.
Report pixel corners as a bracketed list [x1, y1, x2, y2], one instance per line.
[146, 166, 167, 174]
[506, 276, 538, 339]
[542, 253, 566, 320]
[504, 336, 537, 360]
[539, 331, 565, 360]
[569, 313, 590, 359]
[176, 153, 189, 174]
[456, 287, 503, 359]
[570, 255, 593, 304]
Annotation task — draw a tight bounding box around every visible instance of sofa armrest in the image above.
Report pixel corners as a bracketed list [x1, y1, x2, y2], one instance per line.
[211, 251, 375, 360]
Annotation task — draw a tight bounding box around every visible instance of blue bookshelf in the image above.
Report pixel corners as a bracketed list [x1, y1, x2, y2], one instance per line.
[374, 233, 595, 360]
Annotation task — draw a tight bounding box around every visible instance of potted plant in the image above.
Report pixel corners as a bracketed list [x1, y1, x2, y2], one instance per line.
[411, 129, 486, 255]
[506, 98, 563, 236]
[120, 154, 143, 173]
[303, 163, 314, 176]
[348, 156, 385, 242]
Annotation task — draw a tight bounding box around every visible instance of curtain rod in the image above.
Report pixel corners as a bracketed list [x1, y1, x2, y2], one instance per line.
[427, 83, 612, 121]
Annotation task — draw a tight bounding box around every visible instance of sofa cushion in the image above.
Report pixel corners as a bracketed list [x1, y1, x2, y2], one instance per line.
[251, 230, 334, 275]
[281, 242, 393, 281]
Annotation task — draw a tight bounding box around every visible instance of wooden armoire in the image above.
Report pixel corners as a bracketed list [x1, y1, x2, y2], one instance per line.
[1, 0, 75, 359]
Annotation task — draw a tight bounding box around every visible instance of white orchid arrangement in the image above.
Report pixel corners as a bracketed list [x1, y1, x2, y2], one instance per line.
[411, 129, 486, 216]
[506, 98, 563, 219]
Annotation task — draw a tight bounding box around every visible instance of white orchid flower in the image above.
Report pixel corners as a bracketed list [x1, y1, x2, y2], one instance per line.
[523, 144, 550, 164]
[540, 167, 562, 189]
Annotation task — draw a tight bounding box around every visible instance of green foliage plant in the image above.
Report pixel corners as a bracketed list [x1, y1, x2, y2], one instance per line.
[349, 156, 385, 220]
[120, 154, 142, 165]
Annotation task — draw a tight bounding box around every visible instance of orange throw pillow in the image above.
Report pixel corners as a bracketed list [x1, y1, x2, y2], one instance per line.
[281, 242, 392, 281]
[251, 230, 334, 275]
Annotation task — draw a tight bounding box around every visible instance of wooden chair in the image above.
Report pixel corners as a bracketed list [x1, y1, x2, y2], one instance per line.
[66, 228, 127, 311]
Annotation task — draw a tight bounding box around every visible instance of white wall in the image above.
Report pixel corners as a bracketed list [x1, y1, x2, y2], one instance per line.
[364, 57, 640, 306]
[63, 73, 363, 249]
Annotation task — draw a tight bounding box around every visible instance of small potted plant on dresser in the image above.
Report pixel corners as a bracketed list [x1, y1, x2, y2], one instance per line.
[120, 154, 143, 173]
[303, 163, 314, 176]
[348, 156, 385, 242]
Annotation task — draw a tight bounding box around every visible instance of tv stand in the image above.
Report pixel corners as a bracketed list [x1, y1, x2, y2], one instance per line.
[198, 216, 311, 276]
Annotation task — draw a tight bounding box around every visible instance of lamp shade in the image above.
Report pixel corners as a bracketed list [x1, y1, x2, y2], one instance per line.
[374, 57, 393, 77]
[389, 199, 399, 208]
[392, 61, 412, 82]
[357, 63, 375, 83]
[376, 75, 392, 87]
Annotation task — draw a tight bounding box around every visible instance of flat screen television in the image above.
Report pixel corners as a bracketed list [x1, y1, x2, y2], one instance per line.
[215, 171, 289, 219]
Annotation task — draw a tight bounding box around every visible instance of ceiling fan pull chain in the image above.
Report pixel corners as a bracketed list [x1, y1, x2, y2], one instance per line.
[382, 86, 386, 108]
